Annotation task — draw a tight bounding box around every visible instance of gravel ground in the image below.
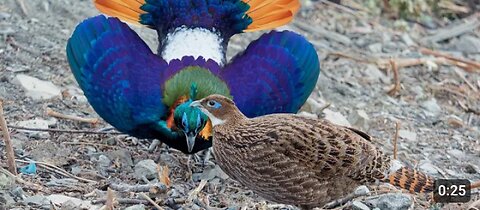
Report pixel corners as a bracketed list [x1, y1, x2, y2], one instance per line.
[1, 0, 479, 209]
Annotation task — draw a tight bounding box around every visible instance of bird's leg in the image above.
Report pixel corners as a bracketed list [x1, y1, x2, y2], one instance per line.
[147, 139, 162, 153]
[201, 148, 215, 167]
[190, 148, 214, 167]
[184, 155, 194, 182]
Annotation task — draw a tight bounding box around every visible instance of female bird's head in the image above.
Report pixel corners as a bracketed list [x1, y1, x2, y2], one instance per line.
[173, 101, 208, 153]
[190, 94, 244, 126]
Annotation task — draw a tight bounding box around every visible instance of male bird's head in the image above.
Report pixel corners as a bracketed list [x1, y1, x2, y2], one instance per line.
[173, 101, 209, 153]
[190, 94, 243, 126]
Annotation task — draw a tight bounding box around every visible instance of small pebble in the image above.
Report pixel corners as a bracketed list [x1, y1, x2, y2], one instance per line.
[352, 201, 371, 210]
[134, 159, 158, 181]
[366, 193, 412, 210]
[125, 204, 146, 210]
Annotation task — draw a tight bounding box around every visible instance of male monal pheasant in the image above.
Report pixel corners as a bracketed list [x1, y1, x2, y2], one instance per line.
[66, 0, 320, 154]
[191, 95, 438, 209]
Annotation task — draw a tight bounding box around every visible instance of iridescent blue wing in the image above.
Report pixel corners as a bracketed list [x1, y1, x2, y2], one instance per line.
[66, 15, 168, 135]
[221, 31, 320, 117]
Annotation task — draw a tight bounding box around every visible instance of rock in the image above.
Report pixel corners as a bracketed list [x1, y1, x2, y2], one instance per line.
[45, 118, 58, 126]
[447, 149, 466, 159]
[418, 160, 439, 176]
[11, 187, 26, 199]
[354, 185, 370, 196]
[298, 111, 318, 119]
[46, 178, 78, 188]
[352, 201, 371, 210]
[0, 192, 15, 208]
[465, 164, 478, 174]
[16, 119, 50, 138]
[96, 155, 111, 176]
[105, 149, 134, 171]
[0, 173, 14, 189]
[14, 74, 61, 100]
[323, 109, 351, 127]
[411, 86, 425, 100]
[47, 194, 94, 209]
[367, 43, 383, 53]
[362, 65, 390, 84]
[134, 159, 157, 181]
[366, 193, 412, 210]
[124, 204, 146, 210]
[398, 130, 416, 141]
[421, 98, 441, 116]
[401, 34, 416, 46]
[303, 98, 327, 115]
[24, 195, 51, 209]
[348, 110, 370, 131]
[455, 35, 480, 53]
[63, 86, 88, 103]
[0, 12, 12, 20]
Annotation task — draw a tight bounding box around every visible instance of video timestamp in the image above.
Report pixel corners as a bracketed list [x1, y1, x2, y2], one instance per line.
[434, 179, 471, 203]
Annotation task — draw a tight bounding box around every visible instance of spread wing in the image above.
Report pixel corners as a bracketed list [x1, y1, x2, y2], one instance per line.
[221, 31, 320, 117]
[66, 15, 168, 135]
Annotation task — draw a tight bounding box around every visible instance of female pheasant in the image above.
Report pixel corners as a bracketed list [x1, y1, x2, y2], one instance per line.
[191, 95, 437, 209]
[66, 0, 320, 154]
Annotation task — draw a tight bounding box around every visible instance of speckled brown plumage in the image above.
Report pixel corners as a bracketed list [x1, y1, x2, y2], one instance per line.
[191, 95, 435, 209]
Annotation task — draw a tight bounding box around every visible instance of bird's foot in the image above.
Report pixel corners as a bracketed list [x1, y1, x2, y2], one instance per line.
[147, 139, 162, 153]
[192, 148, 215, 168]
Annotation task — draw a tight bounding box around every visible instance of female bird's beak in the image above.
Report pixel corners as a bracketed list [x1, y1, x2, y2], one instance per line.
[190, 100, 202, 108]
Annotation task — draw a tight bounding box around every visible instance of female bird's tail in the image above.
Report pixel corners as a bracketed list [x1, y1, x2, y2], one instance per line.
[94, 0, 300, 38]
[388, 167, 435, 193]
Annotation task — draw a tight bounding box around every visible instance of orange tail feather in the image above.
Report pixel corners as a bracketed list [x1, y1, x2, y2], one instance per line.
[243, 0, 300, 32]
[388, 167, 435, 193]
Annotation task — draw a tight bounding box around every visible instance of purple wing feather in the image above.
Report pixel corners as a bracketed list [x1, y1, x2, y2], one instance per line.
[221, 31, 320, 117]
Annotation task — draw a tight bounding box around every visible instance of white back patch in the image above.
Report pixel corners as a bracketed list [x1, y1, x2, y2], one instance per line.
[162, 27, 224, 65]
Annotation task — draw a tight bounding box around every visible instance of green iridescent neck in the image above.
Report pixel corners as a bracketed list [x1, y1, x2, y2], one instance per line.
[162, 66, 232, 106]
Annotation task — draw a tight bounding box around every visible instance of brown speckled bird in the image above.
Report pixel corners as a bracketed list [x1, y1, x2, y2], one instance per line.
[190, 94, 436, 209]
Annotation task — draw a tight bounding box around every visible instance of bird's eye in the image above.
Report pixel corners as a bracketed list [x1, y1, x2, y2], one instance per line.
[207, 100, 221, 109]
[207, 100, 216, 107]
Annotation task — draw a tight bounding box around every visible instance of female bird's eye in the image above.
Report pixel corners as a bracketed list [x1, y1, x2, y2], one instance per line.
[207, 100, 216, 107]
[207, 100, 221, 109]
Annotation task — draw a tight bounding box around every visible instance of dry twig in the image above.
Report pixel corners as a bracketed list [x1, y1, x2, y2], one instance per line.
[15, 159, 97, 183]
[158, 165, 171, 187]
[93, 198, 149, 205]
[109, 183, 167, 193]
[8, 125, 121, 135]
[46, 108, 99, 124]
[472, 180, 480, 189]
[187, 180, 208, 203]
[393, 121, 400, 160]
[105, 188, 116, 210]
[0, 168, 45, 192]
[140, 192, 164, 210]
[0, 100, 17, 175]
[420, 14, 480, 43]
[420, 48, 480, 71]
[387, 59, 401, 96]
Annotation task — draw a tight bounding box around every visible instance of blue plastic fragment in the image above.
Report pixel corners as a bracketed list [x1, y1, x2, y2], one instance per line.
[19, 162, 37, 175]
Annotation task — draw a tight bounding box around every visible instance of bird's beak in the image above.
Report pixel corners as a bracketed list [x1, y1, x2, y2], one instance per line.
[185, 133, 196, 153]
[190, 100, 202, 108]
